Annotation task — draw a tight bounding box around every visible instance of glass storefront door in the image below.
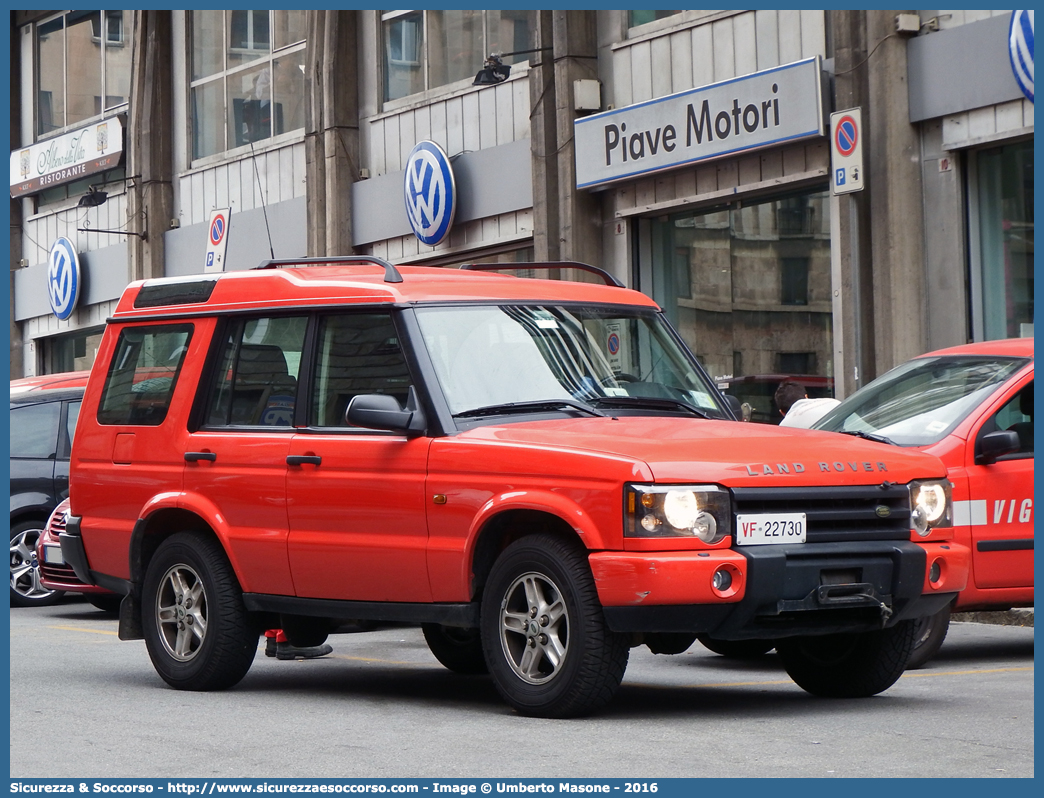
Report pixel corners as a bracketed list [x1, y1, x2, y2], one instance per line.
[643, 189, 833, 423]
[971, 140, 1034, 341]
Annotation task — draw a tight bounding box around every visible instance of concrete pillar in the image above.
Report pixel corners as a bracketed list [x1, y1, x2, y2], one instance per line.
[529, 10, 560, 262]
[127, 11, 174, 282]
[866, 9, 927, 372]
[831, 9, 875, 396]
[306, 11, 359, 257]
[551, 11, 602, 267]
[10, 21, 24, 378]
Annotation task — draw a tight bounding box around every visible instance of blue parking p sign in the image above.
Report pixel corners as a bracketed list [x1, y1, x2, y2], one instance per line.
[836, 168, 846, 186]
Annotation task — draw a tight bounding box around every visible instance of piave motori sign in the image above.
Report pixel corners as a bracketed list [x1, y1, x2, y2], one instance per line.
[574, 57, 825, 189]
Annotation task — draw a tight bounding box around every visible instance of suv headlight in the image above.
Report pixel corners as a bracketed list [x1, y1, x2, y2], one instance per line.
[909, 479, 952, 536]
[625, 485, 731, 543]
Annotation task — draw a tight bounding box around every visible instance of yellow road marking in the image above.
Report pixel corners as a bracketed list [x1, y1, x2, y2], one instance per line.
[900, 666, 1033, 678]
[630, 666, 1033, 690]
[48, 625, 119, 636]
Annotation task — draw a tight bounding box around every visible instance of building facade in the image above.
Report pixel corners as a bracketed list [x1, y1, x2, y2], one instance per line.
[8, 9, 1034, 413]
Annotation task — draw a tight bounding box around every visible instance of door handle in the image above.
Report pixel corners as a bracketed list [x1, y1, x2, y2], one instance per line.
[286, 455, 322, 466]
[184, 452, 217, 462]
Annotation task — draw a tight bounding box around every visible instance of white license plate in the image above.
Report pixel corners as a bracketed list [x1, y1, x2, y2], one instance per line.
[735, 513, 807, 546]
[43, 545, 65, 565]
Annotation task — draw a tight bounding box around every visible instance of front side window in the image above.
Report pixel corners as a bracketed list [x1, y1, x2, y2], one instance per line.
[97, 325, 193, 426]
[382, 10, 534, 102]
[415, 304, 729, 420]
[311, 313, 412, 427]
[190, 10, 307, 159]
[815, 356, 1029, 447]
[35, 11, 131, 137]
[204, 316, 307, 427]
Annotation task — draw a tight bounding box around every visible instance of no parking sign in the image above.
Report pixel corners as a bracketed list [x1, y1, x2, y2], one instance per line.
[204, 208, 231, 273]
[830, 109, 864, 195]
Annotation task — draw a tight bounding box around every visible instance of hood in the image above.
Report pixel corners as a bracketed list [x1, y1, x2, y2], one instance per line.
[456, 416, 948, 486]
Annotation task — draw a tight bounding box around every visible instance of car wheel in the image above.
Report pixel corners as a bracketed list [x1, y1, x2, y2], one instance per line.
[904, 605, 951, 670]
[10, 521, 65, 608]
[422, 623, 488, 674]
[697, 635, 775, 659]
[776, 620, 917, 698]
[142, 531, 258, 691]
[87, 593, 123, 614]
[480, 534, 629, 718]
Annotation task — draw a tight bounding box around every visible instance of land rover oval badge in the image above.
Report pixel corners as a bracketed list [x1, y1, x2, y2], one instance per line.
[875, 505, 891, 518]
[47, 236, 81, 321]
[404, 140, 456, 247]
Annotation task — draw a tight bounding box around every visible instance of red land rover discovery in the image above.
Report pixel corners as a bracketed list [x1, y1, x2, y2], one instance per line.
[62, 258, 969, 717]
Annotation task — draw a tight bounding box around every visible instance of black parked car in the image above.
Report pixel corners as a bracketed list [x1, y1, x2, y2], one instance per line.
[9, 373, 88, 607]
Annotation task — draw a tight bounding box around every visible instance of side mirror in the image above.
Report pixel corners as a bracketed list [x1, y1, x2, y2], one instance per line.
[346, 386, 427, 437]
[976, 429, 1021, 465]
[723, 394, 746, 421]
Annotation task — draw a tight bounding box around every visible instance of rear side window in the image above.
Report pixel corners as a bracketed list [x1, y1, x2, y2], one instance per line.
[10, 402, 61, 458]
[97, 325, 194, 425]
[204, 315, 307, 427]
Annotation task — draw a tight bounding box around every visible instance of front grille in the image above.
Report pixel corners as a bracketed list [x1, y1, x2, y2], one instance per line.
[731, 484, 911, 543]
[40, 561, 81, 583]
[48, 515, 67, 534]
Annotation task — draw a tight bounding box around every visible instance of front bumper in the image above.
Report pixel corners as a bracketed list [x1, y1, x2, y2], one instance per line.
[593, 539, 969, 640]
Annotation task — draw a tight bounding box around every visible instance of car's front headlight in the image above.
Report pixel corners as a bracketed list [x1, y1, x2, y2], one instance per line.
[909, 479, 952, 536]
[625, 484, 731, 543]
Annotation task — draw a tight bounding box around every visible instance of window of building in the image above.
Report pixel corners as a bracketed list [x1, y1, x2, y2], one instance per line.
[189, 10, 308, 160]
[44, 327, 105, 373]
[35, 10, 132, 138]
[643, 189, 833, 396]
[628, 11, 682, 28]
[969, 139, 1034, 341]
[382, 10, 534, 103]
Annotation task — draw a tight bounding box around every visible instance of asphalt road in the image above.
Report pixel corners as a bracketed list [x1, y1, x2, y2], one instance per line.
[8, 598, 1034, 779]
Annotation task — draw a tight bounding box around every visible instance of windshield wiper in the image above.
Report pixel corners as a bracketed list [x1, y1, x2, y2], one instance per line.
[587, 396, 709, 418]
[453, 399, 605, 419]
[837, 429, 897, 446]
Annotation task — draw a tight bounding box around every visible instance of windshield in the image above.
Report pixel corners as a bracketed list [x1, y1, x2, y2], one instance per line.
[414, 304, 729, 420]
[814, 355, 1028, 446]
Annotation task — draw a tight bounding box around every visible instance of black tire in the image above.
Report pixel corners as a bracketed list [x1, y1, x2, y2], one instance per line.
[141, 531, 258, 691]
[697, 635, 775, 659]
[776, 619, 917, 698]
[905, 605, 951, 670]
[10, 521, 65, 608]
[87, 593, 123, 614]
[422, 623, 488, 674]
[645, 633, 698, 655]
[480, 534, 629, 718]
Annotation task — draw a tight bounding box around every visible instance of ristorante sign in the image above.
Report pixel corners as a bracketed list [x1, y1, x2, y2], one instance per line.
[9, 116, 124, 198]
[574, 57, 825, 189]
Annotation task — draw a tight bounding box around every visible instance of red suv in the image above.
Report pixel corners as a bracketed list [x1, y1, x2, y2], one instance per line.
[814, 338, 1033, 666]
[62, 258, 969, 717]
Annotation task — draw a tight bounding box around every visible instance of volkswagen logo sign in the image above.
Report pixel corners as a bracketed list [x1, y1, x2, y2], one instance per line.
[404, 140, 457, 247]
[47, 237, 81, 321]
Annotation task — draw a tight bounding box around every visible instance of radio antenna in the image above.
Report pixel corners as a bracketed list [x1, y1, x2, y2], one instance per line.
[249, 141, 276, 259]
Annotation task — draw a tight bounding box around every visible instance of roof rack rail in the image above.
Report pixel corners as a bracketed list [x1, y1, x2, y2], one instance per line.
[459, 261, 624, 288]
[253, 256, 403, 284]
